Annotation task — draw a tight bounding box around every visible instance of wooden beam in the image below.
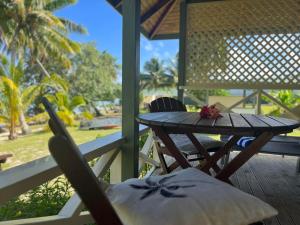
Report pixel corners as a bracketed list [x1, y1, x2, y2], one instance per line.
[187, 0, 224, 3]
[227, 90, 258, 111]
[256, 89, 262, 115]
[141, 0, 171, 24]
[121, 0, 140, 180]
[178, 0, 187, 102]
[149, 0, 177, 39]
[110, 0, 122, 8]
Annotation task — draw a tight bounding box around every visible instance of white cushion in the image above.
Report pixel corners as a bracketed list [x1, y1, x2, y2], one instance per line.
[106, 168, 277, 225]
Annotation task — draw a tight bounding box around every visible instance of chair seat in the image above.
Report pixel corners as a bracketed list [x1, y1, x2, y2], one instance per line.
[107, 168, 277, 225]
[170, 134, 224, 155]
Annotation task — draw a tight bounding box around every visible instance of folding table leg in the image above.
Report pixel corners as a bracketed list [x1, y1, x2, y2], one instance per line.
[186, 132, 221, 173]
[200, 135, 241, 173]
[216, 132, 274, 182]
[152, 127, 192, 169]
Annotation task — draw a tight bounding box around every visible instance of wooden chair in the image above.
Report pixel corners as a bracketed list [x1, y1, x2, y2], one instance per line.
[42, 97, 269, 225]
[149, 97, 224, 173]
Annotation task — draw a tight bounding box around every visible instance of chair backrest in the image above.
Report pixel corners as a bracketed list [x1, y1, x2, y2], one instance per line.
[42, 97, 123, 225]
[148, 97, 187, 112]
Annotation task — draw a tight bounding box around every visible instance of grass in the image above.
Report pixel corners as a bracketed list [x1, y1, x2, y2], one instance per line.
[1, 107, 299, 170]
[0, 126, 120, 169]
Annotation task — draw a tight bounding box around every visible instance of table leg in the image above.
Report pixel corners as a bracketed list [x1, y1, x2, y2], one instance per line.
[201, 135, 241, 173]
[186, 133, 222, 173]
[153, 127, 192, 169]
[216, 132, 274, 182]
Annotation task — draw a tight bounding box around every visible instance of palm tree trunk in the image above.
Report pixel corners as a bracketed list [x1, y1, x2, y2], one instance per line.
[90, 102, 103, 117]
[36, 59, 51, 78]
[9, 111, 17, 140]
[19, 109, 31, 135]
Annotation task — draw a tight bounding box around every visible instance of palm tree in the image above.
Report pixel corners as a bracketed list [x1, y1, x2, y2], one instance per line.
[0, 0, 86, 134]
[165, 54, 179, 86]
[0, 55, 68, 139]
[0, 55, 37, 139]
[140, 58, 176, 91]
[1, 0, 86, 72]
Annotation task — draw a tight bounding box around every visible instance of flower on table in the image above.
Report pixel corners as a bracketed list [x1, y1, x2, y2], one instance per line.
[200, 104, 222, 119]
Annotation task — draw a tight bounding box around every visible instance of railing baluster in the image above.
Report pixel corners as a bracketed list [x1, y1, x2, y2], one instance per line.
[59, 149, 120, 218]
[0, 126, 150, 224]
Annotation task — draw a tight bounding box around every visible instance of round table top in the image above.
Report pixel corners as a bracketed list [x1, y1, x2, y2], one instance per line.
[137, 112, 300, 135]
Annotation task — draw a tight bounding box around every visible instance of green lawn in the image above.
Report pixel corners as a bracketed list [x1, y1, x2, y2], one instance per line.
[1, 122, 299, 170]
[0, 127, 120, 169]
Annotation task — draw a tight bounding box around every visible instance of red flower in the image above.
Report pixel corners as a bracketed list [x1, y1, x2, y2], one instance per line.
[199, 104, 222, 119]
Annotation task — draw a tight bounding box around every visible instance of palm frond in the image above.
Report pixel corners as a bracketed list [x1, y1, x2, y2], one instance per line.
[21, 85, 41, 110]
[59, 18, 87, 34]
[45, 0, 77, 12]
[69, 96, 85, 110]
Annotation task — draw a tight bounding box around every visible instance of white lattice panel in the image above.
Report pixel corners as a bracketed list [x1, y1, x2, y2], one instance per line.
[185, 0, 300, 89]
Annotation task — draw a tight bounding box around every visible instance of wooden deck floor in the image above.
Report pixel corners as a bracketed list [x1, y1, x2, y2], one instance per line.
[154, 153, 300, 225]
[230, 153, 300, 225]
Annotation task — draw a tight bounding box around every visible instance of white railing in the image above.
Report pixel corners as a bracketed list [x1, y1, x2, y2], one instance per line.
[0, 125, 160, 225]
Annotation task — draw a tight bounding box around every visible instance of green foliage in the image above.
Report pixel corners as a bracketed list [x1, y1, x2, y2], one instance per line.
[268, 90, 300, 116]
[140, 57, 176, 91]
[45, 92, 87, 126]
[275, 90, 300, 108]
[0, 0, 86, 70]
[67, 43, 120, 111]
[188, 89, 230, 103]
[0, 176, 73, 221]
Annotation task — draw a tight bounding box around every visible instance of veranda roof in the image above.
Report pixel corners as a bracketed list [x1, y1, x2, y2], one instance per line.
[107, 0, 180, 40]
[107, 0, 300, 89]
[106, 0, 300, 40]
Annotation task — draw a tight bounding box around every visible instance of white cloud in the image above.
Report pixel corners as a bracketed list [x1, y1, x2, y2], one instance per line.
[158, 41, 164, 48]
[144, 42, 153, 51]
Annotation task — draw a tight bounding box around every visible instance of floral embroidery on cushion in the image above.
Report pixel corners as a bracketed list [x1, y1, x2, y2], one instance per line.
[130, 175, 208, 200]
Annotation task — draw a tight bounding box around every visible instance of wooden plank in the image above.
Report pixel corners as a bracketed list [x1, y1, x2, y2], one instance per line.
[255, 115, 286, 127]
[163, 112, 193, 124]
[230, 113, 251, 128]
[197, 118, 216, 126]
[269, 116, 299, 127]
[242, 114, 269, 128]
[141, 0, 171, 23]
[149, 0, 176, 38]
[180, 112, 201, 126]
[248, 156, 297, 225]
[0, 132, 126, 205]
[138, 112, 171, 122]
[214, 113, 232, 127]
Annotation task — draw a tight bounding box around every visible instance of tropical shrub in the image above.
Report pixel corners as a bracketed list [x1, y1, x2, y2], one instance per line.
[268, 90, 300, 116]
[45, 92, 92, 126]
[0, 176, 73, 221]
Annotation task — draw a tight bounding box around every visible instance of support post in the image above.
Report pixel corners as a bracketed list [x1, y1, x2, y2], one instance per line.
[121, 0, 140, 180]
[243, 89, 246, 108]
[178, 0, 187, 102]
[256, 89, 262, 115]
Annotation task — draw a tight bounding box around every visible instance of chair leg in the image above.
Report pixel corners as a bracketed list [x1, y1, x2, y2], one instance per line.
[222, 152, 231, 168]
[157, 151, 169, 174]
[296, 157, 300, 175]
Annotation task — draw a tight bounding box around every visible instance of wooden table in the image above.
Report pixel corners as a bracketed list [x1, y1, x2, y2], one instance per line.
[137, 112, 300, 183]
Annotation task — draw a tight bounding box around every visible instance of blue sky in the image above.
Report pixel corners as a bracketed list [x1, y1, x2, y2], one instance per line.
[55, 0, 179, 71]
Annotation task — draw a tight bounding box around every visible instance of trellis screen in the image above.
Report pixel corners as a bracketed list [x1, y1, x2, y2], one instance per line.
[184, 0, 300, 89]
